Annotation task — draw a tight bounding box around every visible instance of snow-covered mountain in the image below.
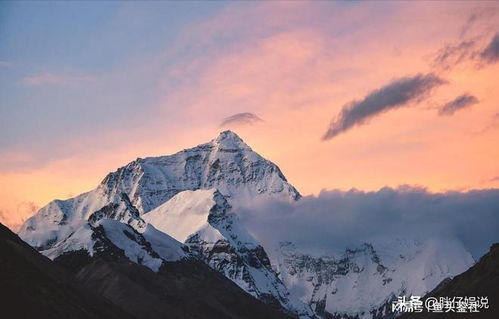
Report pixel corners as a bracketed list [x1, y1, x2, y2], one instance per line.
[18, 130, 475, 319]
[143, 188, 312, 316]
[270, 239, 473, 318]
[19, 130, 299, 250]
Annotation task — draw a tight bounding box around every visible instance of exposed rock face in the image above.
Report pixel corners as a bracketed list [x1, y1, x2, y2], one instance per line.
[271, 239, 473, 318]
[101, 129, 300, 214]
[143, 188, 311, 316]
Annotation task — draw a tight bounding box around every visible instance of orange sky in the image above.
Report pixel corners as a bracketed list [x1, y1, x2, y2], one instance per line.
[1, 1, 499, 230]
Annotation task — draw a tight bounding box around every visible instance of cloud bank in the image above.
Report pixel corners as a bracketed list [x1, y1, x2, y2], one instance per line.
[239, 187, 499, 259]
[322, 74, 445, 140]
[439, 94, 479, 116]
[220, 112, 264, 127]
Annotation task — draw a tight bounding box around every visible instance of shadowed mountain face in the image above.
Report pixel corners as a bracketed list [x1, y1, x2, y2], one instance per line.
[0, 221, 294, 319]
[0, 222, 133, 319]
[401, 243, 499, 319]
[54, 246, 295, 319]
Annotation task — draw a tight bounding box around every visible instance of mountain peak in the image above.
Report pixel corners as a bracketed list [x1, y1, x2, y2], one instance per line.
[213, 130, 249, 150]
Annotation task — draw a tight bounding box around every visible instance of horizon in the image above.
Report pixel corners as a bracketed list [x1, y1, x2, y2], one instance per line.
[1, 1, 499, 230]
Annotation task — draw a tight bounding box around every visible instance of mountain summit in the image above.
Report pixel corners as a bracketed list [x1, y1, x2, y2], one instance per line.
[19, 131, 300, 250]
[213, 130, 250, 150]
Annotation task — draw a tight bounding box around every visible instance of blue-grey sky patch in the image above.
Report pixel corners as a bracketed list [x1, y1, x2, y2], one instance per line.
[322, 73, 445, 140]
[439, 93, 478, 116]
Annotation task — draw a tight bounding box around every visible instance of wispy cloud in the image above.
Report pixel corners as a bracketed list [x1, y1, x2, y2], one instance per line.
[439, 93, 479, 116]
[22, 72, 95, 86]
[322, 73, 445, 140]
[480, 32, 499, 64]
[220, 112, 264, 127]
[432, 40, 477, 70]
[460, 12, 480, 38]
[473, 113, 499, 135]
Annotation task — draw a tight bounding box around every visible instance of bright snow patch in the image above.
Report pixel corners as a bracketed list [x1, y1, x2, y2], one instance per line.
[143, 189, 218, 242]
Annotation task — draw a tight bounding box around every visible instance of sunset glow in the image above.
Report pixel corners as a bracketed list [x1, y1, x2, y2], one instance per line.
[1, 1, 498, 230]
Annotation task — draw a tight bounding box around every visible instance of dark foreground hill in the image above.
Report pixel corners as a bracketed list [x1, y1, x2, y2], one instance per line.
[54, 248, 295, 319]
[0, 222, 294, 319]
[0, 222, 133, 319]
[402, 243, 499, 319]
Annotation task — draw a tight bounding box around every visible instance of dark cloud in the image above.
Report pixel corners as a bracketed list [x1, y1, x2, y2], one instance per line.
[480, 32, 499, 64]
[220, 112, 264, 127]
[432, 40, 477, 71]
[490, 176, 499, 182]
[239, 187, 499, 259]
[439, 93, 479, 116]
[322, 74, 445, 140]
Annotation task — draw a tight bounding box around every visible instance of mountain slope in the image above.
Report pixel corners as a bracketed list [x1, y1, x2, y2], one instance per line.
[143, 188, 313, 316]
[0, 222, 134, 319]
[401, 243, 498, 319]
[269, 238, 474, 318]
[54, 241, 296, 319]
[1, 220, 294, 319]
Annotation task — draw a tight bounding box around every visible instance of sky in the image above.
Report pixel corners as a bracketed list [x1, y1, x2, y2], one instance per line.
[1, 1, 499, 230]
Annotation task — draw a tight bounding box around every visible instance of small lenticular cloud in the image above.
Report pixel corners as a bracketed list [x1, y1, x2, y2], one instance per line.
[439, 93, 478, 116]
[220, 112, 264, 127]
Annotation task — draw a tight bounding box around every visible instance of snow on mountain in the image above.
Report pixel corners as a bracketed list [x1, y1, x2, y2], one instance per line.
[142, 189, 220, 242]
[143, 188, 313, 317]
[19, 130, 299, 251]
[41, 217, 186, 271]
[18, 190, 109, 250]
[270, 238, 474, 318]
[101, 130, 300, 213]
